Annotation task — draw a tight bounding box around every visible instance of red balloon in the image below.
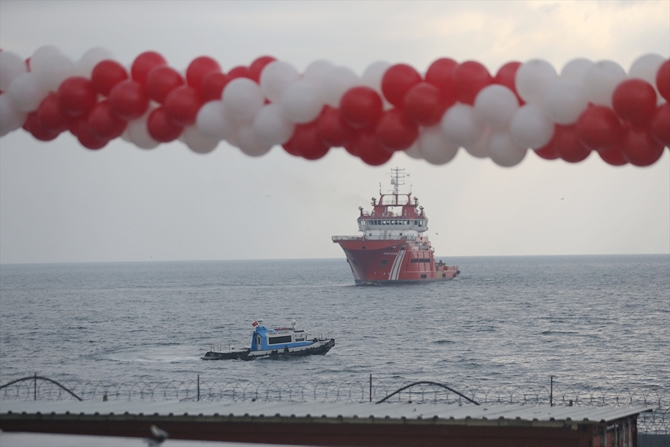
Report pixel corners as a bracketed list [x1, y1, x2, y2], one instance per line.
[340, 87, 383, 129]
[91, 60, 129, 96]
[576, 105, 622, 151]
[649, 103, 670, 147]
[186, 56, 221, 91]
[163, 86, 202, 125]
[349, 130, 393, 166]
[612, 79, 657, 126]
[551, 124, 591, 163]
[381, 64, 422, 107]
[228, 66, 251, 80]
[316, 106, 354, 147]
[200, 71, 230, 102]
[147, 107, 183, 142]
[291, 122, 330, 160]
[57, 77, 97, 117]
[494, 61, 523, 104]
[533, 142, 559, 160]
[249, 56, 276, 83]
[87, 100, 127, 140]
[621, 125, 664, 166]
[375, 109, 419, 151]
[131, 51, 167, 85]
[281, 138, 301, 157]
[656, 59, 670, 102]
[146, 66, 184, 104]
[403, 82, 449, 126]
[70, 118, 108, 150]
[598, 142, 628, 166]
[452, 61, 492, 105]
[23, 112, 60, 141]
[37, 93, 69, 133]
[425, 58, 458, 100]
[108, 80, 149, 120]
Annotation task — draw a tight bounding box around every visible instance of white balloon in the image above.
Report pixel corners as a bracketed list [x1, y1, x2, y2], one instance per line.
[253, 103, 295, 145]
[29, 46, 63, 75]
[473, 84, 519, 130]
[361, 61, 391, 93]
[196, 100, 235, 140]
[629, 53, 665, 81]
[34, 53, 76, 92]
[465, 127, 492, 158]
[76, 47, 114, 77]
[120, 126, 133, 143]
[419, 125, 459, 165]
[629, 53, 666, 104]
[404, 142, 423, 160]
[281, 80, 324, 124]
[259, 60, 300, 103]
[583, 60, 627, 107]
[560, 58, 594, 87]
[222, 78, 264, 124]
[303, 59, 334, 86]
[0, 51, 27, 92]
[7, 72, 49, 112]
[237, 124, 273, 157]
[509, 104, 554, 149]
[0, 94, 26, 136]
[440, 104, 484, 147]
[515, 59, 558, 105]
[182, 126, 219, 153]
[488, 131, 527, 167]
[319, 65, 360, 107]
[544, 80, 588, 125]
[127, 110, 160, 149]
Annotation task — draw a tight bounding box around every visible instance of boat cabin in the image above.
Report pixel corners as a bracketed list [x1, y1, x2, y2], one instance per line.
[250, 322, 313, 352]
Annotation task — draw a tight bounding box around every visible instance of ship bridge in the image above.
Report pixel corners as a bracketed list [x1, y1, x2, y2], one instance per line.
[332, 168, 434, 242]
[356, 168, 428, 238]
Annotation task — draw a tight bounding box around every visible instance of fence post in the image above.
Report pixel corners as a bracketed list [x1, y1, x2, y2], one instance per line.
[550, 376, 554, 407]
[369, 374, 372, 403]
[34, 373, 37, 401]
[197, 374, 200, 402]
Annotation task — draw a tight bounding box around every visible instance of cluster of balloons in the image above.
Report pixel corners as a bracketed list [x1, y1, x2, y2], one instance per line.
[1, 47, 668, 167]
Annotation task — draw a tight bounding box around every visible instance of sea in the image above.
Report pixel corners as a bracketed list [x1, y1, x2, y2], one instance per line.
[1, 255, 669, 399]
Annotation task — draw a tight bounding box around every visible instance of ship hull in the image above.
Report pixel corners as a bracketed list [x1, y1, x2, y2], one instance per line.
[336, 239, 459, 285]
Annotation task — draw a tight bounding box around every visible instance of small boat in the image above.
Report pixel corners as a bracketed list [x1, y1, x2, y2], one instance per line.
[202, 320, 335, 361]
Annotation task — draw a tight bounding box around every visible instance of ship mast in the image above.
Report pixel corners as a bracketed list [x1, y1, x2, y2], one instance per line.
[389, 167, 410, 206]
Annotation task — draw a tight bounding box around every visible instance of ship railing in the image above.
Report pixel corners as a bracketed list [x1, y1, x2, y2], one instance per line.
[332, 235, 422, 242]
[332, 236, 363, 241]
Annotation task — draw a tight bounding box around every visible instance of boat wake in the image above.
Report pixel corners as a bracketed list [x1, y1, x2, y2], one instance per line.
[98, 346, 201, 364]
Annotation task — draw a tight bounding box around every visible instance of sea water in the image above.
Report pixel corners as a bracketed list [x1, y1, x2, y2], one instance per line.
[1, 255, 668, 396]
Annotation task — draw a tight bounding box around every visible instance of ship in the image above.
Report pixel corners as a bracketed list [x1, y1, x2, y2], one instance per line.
[332, 168, 459, 285]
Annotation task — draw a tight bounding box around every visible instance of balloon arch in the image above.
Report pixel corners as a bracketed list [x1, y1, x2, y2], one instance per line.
[0, 47, 668, 167]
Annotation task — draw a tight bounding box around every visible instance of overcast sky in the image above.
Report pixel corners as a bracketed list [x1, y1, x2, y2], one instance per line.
[0, 0, 668, 264]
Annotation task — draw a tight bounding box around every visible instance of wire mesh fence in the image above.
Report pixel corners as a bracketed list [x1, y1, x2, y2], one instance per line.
[1, 375, 667, 434]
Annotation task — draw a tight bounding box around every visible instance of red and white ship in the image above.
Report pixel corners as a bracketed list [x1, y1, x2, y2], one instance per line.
[333, 168, 460, 286]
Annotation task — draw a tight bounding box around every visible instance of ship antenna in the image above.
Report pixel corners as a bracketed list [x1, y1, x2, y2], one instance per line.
[390, 167, 406, 195]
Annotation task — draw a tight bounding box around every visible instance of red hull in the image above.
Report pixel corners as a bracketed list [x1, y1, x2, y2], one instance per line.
[336, 237, 459, 285]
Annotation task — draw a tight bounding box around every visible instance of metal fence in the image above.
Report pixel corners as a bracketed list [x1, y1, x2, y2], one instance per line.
[1, 375, 667, 434]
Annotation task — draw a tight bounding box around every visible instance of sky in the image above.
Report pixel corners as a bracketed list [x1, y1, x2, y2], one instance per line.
[0, 0, 668, 264]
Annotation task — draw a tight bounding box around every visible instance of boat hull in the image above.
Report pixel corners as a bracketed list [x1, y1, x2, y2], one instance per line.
[201, 349, 249, 360]
[202, 339, 335, 361]
[336, 239, 459, 285]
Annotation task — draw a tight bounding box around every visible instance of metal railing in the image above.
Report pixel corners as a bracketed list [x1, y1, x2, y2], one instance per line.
[1, 375, 667, 434]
